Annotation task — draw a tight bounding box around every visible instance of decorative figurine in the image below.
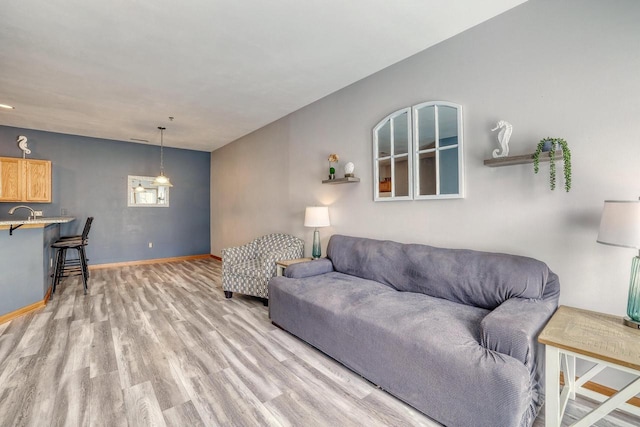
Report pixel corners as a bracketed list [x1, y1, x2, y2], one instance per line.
[491, 120, 512, 158]
[17, 135, 31, 158]
[344, 162, 355, 178]
[328, 153, 339, 180]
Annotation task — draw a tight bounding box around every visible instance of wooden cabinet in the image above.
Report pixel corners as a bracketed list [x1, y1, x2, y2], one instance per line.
[0, 157, 22, 201]
[0, 157, 51, 203]
[24, 160, 51, 202]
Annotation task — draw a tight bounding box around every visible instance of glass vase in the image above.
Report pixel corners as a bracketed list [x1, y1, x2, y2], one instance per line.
[627, 256, 640, 322]
[312, 229, 321, 259]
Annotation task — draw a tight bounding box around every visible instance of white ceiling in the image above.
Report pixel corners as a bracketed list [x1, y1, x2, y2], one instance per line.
[0, 0, 526, 152]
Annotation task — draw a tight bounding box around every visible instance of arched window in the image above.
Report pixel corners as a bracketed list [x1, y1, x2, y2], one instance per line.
[373, 101, 464, 201]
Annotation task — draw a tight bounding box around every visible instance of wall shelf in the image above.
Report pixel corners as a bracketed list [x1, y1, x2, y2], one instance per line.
[322, 177, 360, 184]
[484, 151, 563, 167]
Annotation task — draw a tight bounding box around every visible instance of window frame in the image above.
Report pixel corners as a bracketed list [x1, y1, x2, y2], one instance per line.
[413, 101, 464, 200]
[372, 108, 413, 202]
[372, 101, 464, 201]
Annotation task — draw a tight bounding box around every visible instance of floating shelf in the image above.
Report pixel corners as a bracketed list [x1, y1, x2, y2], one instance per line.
[322, 177, 361, 184]
[484, 151, 563, 167]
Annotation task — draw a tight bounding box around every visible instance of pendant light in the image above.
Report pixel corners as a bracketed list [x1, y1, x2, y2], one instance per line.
[135, 181, 145, 193]
[152, 126, 173, 187]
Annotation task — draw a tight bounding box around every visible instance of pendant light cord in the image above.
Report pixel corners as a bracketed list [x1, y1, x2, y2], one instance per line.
[158, 126, 166, 175]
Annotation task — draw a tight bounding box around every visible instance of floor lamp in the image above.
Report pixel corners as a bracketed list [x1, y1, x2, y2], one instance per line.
[597, 199, 640, 328]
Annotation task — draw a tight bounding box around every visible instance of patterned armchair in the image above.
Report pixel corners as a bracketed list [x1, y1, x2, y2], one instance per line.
[222, 233, 304, 300]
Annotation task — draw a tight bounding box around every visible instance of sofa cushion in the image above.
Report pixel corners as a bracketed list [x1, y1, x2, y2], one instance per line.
[327, 234, 551, 310]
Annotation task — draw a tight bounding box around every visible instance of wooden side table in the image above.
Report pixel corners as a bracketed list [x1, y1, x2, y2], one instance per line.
[276, 257, 313, 276]
[538, 305, 640, 426]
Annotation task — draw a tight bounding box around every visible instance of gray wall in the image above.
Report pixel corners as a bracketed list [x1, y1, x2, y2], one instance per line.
[212, 0, 640, 317]
[211, 0, 640, 388]
[0, 126, 211, 264]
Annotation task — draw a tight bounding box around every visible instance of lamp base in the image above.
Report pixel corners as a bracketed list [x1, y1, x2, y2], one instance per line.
[312, 229, 321, 259]
[626, 256, 640, 328]
[624, 316, 640, 329]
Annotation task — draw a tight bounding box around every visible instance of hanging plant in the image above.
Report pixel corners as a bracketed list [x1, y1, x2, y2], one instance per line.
[533, 137, 572, 192]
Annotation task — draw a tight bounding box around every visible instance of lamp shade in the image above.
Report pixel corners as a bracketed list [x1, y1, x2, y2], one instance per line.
[304, 207, 330, 228]
[597, 200, 640, 249]
[152, 174, 173, 187]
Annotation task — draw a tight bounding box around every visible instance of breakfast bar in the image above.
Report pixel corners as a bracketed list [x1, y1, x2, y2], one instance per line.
[0, 216, 75, 320]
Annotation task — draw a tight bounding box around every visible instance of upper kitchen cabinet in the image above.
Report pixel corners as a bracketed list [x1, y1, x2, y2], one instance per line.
[0, 157, 52, 203]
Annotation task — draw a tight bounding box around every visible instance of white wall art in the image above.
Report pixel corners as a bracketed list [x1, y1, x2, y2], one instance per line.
[491, 120, 512, 158]
[17, 135, 31, 158]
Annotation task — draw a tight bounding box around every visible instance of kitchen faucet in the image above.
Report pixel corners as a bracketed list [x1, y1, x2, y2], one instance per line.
[8, 205, 37, 220]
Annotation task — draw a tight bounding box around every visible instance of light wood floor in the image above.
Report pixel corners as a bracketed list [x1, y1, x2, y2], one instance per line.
[0, 258, 636, 426]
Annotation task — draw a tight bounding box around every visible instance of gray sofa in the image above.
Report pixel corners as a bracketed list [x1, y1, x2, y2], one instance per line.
[269, 235, 560, 427]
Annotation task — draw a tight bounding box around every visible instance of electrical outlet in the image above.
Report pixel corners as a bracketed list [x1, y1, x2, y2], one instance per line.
[61, 208, 68, 215]
[34, 210, 43, 217]
[148, 242, 153, 248]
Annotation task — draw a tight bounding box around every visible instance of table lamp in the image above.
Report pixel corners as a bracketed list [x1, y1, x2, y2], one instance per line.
[304, 206, 330, 259]
[597, 199, 640, 328]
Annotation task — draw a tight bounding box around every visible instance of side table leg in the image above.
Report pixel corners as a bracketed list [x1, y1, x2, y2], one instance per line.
[545, 345, 561, 427]
[566, 354, 576, 400]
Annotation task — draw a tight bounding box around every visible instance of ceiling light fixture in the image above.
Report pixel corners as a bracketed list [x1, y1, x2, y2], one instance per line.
[135, 181, 145, 193]
[0, 104, 15, 110]
[152, 126, 173, 187]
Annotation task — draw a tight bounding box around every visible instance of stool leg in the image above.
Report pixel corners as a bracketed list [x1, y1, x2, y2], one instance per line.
[82, 245, 90, 280]
[51, 248, 61, 297]
[53, 247, 66, 295]
[77, 247, 88, 295]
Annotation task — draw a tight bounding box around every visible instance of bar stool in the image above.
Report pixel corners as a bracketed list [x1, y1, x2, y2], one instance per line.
[51, 217, 93, 296]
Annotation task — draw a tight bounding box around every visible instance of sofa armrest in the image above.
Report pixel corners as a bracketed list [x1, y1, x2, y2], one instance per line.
[285, 258, 334, 278]
[481, 297, 556, 367]
[222, 240, 258, 267]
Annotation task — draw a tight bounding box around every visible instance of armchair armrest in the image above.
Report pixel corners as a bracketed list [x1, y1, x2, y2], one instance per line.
[481, 297, 556, 367]
[222, 240, 258, 267]
[285, 258, 334, 278]
[260, 245, 305, 277]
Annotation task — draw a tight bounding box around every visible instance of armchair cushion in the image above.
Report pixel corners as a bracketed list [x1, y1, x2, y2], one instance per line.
[228, 259, 263, 278]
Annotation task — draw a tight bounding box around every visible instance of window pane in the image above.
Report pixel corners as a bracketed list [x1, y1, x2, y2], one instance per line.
[417, 105, 435, 151]
[377, 121, 391, 158]
[418, 151, 436, 196]
[394, 156, 409, 197]
[378, 158, 392, 197]
[393, 112, 409, 155]
[438, 106, 458, 147]
[439, 147, 459, 194]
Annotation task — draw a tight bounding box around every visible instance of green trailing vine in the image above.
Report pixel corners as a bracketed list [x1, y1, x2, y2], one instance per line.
[533, 137, 572, 192]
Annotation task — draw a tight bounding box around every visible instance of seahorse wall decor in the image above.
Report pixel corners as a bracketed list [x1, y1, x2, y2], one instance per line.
[17, 135, 31, 158]
[491, 120, 512, 158]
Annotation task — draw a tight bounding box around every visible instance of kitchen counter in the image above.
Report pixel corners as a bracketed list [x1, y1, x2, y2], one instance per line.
[0, 218, 76, 320]
[0, 216, 75, 230]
